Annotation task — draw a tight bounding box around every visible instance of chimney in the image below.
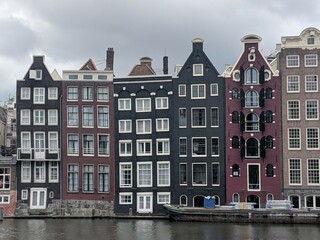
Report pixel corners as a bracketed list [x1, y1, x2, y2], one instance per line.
[140, 57, 152, 68]
[105, 48, 114, 71]
[163, 56, 168, 74]
[192, 38, 204, 51]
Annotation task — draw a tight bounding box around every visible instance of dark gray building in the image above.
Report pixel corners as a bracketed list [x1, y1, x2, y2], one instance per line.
[172, 38, 226, 207]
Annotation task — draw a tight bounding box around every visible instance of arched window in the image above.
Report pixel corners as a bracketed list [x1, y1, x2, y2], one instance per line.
[231, 88, 239, 99]
[245, 68, 258, 85]
[265, 88, 273, 99]
[246, 113, 259, 132]
[232, 193, 239, 202]
[245, 90, 259, 107]
[266, 136, 273, 148]
[266, 193, 274, 201]
[232, 111, 239, 123]
[232, 136, 240, 148]
[266, 164, 274, 177]
[180, 195, 187, 206]
[266, 110, 273, 123]
[246, 138, 259, 157]
[214, 195, 220, 206]
[232, 164, 240, 177]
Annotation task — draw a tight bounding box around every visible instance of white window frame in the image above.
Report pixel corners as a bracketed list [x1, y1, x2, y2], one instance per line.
[289, 158, 302, 185]
[136, 119, 152, 134]
[119, 140, 132, 156]
[48, 131, 58, 153]
[98, 134, 110, 156]
[49, 161, 59, 183]
[305, 54, 318, 67]
[156, 118, 169, 132]
[179, 163, 187, 185]
[118, 98, 131, 111]
[307, 159, 320, 186]
[211, 137, 219, 156]
[305, 75, 318, 92]
[286, 55, 299, 67]
[179, 108, 187, 128]
[211, 107, 219, 127]
[21, 162, 31, 183]
[20, 109, 30, 125]
[157, 162, 170, 186]
[193, 64, 203, 76]
[155, 97, 169, 109]
[247, 163, 261, 191]
[156, 138, 170, 155]
[210, 83, 218, 96]
[33, 109, 45, 125]
[30, 188, 47, 209]
[119, 192, 133, 205]
[287, 100, 300, 120]
[48, 87, 58, 100]
[82, 86, 93, 101]
[97, 105, 109, 128]
[287, 75, 300, 93]
[136, 98, 151, 112]
[306, 128, 319, 150]
[29, 69, 42, 80]
[98, 164, 110, 193]
[48, 109, 58, 125]
[83, 134, 94, 155]
[179, 137, 187, 157]
[21, 132, 31, 154]
[137, 139, 152, 156]
[288, 128, 301, 150]
[192, 163, 207, 186]
[212, 162, 220, 186]
[119, 163, 132, 188]
[192, 137, 207, 157]
[97, 86, 109, 101]
[67, 106, 78, 127]
[157, 192, 171, 204]
[67, 87, 78, 101]
[21, 87, 31, 100]
[33, 87, 45, 104]
[191, 107, 206, 128]
[137, 162, 152, 187]
[0, 195, 10, 204]
[191, 84, 206, 99]
[305, 99, 319, 120]
[34, 161, 46, 183]
[178, 84, 186, 97]
[21, 189, 28, 200]
[67, 134, 79, 156]
[82, 106, 94, 127]
[119, 120, 132, 133]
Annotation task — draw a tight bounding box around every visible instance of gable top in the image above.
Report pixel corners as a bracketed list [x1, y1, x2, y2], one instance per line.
[241, 34, 262, 43]
[80, 58, 97, 71]
[281, 27, 320, 48]
[128, 57, 156, 76]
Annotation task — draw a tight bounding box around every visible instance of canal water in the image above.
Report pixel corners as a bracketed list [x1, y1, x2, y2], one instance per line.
[1, 218, 320, 240]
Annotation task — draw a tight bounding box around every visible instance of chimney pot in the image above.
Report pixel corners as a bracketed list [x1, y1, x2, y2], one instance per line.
[106, 48, 114, 71]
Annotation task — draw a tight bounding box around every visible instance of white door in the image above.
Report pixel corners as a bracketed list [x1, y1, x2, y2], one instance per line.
[34, 132, 45, 159]
[30, 188, 47, 209]
[137, 193, 153, 213]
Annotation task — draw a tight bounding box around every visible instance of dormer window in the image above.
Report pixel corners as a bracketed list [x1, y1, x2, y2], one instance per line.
[307, 37, 315, 45]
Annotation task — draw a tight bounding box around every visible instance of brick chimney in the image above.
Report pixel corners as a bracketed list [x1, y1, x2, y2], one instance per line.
[163, 56, 168, 74]
[105, 48, 114, 71]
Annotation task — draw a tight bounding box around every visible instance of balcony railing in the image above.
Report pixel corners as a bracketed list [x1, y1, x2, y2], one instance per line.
[17, 148, 60, 161]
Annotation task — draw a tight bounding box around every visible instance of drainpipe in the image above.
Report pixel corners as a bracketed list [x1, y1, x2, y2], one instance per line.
[59, 93, 63, 216]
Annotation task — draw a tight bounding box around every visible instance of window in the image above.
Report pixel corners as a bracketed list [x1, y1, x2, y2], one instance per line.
[98, 75, 108, 80]
[307, 159, 320, 185]
[245, 90, 259, 107]
[266, 136, 273, 148]
[305, 54, 317, 67]
[289, 159, 301, 185]
[30, 69, 42, 80]
[287, 75, 300, 92]
[178, 84, 186, 97]
[98, 165, 109, 192]
[179, 138, 187, 156]
[156, 118, 169, 132]
[34, 161, 45, 183]
[97, 106, 109, 127]
[30, 188, 46, 209]
[306, 100, 318, 120]
[119, 193, 133, 204]
[98, 134, 110, 156]
[155, 97, 168, 109]
[305, 75, 318, 92]
[48, 87, 58, 100]
[83, 74, 92, 80]
[82, 87, 93, 100]
[232, 136, 240, 148]
[68, 164, 79, 192]
[136, 119, 151, 134]
[192, 137, 206, 157]
[21, 189, 28, 200]
[21, 162, 31, 183]
[210, 84, 218, 96]
[83, 165, 94, 192]
[69, 74, 78, 80]
[266, 111, 273, 123]
[287, 55, 299, 67]
[68, 134, 79, 155]
[307, 128, 319, 149]
[267, 194, 274, 201]
[82, 106, 94, 127]
[288, 128, 301, 149]
[266, 164, 274, 177]
[232, 193, 239, 202]
[118, 98, 131, 111]
[97, 87, 109, 101]
[137, 140, 152, 156]
[83, 134, 94, 155]
[34, 132, 45, 159]
[137, 193, 153, 213]
[248, 164, 260, 190]
[119, 140, 132, 156]
[119, 120, 132, 133]
[180, 195, 187, 206]
[33, 110, 45, 125]
[48, 110, 58, 125]
[67, 106, 78, 127]
[193, 64, 203, 76]
[179, 108, 187, 127]
[49, 162, 59, 182]
[21, 110, 30, 125]
[21, 87, 30, 100]
[192, 108, 206, 127]
[211, 108, 219, 127]
[231, 88, 239, 99]
[246, 113, 259, 132]
[120, 163, 132, 187]
[48, 132, 58, 153]
[232, 164, 240, 177]
[305, 195, 320, 208]
[0, 168, 10, 190]
[212, 163, 220, 185]
[232, 111, 239, 123]
[287, 100, 300, 120]
[179, 163, 187, 185]
[246, 138, 259, 157]
[157, 193, 171, 204]
[192, 163, 207, 185]
[157, 162, 170, 186]
[265, 88, 273, 99]
[21, 132, 31, 153]
[137, 162, 152, 187]
[211, 137, 219, 156]
[136, 98, 151, 112]
[191, 84, 206, 99]
[308, 37, 315, 45]
[245, 68, 258, 84]
[156, 139, 170, 155]
[33, 88, 45, 104]
[67, 87, 78, 100]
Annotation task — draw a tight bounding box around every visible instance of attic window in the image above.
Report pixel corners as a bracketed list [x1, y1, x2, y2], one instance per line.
[83, 75, 93, 80]
[69, 75, 78, 80]
[307, 37, 315, 45]
[29, 70, 42, 80]
[98, 75, 108, 80]
[193, 64, 203, 76]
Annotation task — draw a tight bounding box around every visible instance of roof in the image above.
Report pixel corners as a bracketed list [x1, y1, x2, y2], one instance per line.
[79, 58, 97, 71]
[128, 57, 156, 76]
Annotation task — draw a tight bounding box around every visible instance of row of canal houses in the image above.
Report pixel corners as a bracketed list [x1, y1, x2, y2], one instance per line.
[1, 27, 320, 216]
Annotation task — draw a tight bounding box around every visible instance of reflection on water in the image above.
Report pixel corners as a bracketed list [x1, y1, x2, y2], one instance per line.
[1, 218, 320, 240]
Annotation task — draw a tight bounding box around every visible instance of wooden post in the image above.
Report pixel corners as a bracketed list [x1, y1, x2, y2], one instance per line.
[0, 207, 3, 221]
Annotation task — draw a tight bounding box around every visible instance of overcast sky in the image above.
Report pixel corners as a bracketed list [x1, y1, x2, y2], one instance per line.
[1, 0, 319, 104]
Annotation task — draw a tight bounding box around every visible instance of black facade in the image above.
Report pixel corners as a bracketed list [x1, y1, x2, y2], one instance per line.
[114, 74, 173, 215]
[172, 39, 226, 207]
[16, 56, 62, 212]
